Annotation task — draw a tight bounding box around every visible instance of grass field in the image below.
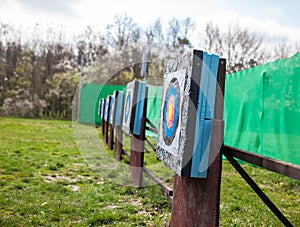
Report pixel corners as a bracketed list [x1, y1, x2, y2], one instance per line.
[0, 117, 299, 226]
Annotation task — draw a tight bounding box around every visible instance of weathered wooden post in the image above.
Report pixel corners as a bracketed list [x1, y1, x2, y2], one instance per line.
[156, 50, 226, 226]
[115, 126, 123, 161]
[108, 121, 114, 149]
[108, 95, 115, 150]
[99, 98, 105, 136]
[103, 96, 111, 144]
[122, 80, 147, 187]
[111, 90, 124, 161]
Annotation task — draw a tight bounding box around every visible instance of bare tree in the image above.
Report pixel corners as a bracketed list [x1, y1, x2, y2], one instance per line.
[272, 39, 293, 60]
[204, 23, 264, 72]
[165, 17, 194, 50]
[145, 18, 164, 43]
[178, 17, 194, 47]
[105, 13, 141, 49]
[167, 18, 180, 46]
[294, 42, 300, 53]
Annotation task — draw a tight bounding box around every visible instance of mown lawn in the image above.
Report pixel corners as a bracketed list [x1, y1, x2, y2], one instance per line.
[0, 117, 299, 226]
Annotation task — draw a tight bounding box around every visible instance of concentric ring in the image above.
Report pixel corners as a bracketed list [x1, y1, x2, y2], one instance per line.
[162, 77, 180, 146]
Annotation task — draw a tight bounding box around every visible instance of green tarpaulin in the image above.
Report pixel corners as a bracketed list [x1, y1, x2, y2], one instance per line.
[145, 85, 163, 138]
[224, 53, 300, 166]
[79, 84, 126, 125]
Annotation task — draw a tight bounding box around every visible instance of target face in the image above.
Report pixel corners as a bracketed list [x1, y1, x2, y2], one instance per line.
[162, 78, 180, 146]
[98, 99, 102, 117]
[104, 96, 111, 121]
[109, 96, 115, 124]
[124, 92, 131, 123]
[101, 99, 106, 119]
[122, 81, 135, 134]
[157, 70, 185, 156]
[122, 80, 146, 135]
[156, 50, 221, 178]
[114, 91, 124, 127]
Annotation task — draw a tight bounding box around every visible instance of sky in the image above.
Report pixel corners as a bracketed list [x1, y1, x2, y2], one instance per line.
[0, 0, 300, 45]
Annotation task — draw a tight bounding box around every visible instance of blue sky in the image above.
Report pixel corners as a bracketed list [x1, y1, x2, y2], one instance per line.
[0, 0, 299, 44]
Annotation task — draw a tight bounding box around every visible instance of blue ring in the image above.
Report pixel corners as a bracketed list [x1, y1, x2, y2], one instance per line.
[163, 86, 179, 138]
[124, 93, 131, 122]
[162, 77, 180, 146]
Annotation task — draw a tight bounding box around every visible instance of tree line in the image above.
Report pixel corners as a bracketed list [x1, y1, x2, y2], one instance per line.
[0, 14, 298, 119]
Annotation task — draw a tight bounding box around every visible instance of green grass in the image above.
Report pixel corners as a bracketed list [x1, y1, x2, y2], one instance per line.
[0, 117, 299, 226]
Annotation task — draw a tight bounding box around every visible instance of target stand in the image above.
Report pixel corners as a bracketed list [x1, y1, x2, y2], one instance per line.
[99, 98, 105, 136]
[97, 98, 103, 127]
[107, 95, 115, 150]
[111, 90, 124, 161]
[103, 95, 112, 144]
[122, 80, 147, 187]
[156, 49, 226, 226]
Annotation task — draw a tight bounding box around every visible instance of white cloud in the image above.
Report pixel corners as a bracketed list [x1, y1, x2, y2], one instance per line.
[201, 9, 300, 44]
[0, 0, 299, 46]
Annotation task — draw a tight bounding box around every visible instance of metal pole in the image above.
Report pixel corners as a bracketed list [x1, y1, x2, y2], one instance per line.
[77, 54, 84, 122]
[141, 47, 148, 82]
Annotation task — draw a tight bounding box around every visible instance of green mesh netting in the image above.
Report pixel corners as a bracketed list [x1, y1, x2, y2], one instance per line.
[146, 85, 163, 138]
[224, 52, 300, 166]
[79, 84, 126, 125]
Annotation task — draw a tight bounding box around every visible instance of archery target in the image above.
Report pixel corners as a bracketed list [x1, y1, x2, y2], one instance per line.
[109, 96, 115, 124]
[104, 96, 110, 121]
[122, 81, 135, 134]
[114, 91, 124, 127]
[101, 99, 106, 119]
[162, 78, 180, 146]
[124, 91, 131, 123]
[132, 82, 146, 135]
[98, 99, 102, 117]
[158, 70, 185, 156]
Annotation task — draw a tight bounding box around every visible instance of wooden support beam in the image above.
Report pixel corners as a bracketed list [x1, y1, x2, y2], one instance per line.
[224, 152, 293, 227]
[223, 146, 300, 181]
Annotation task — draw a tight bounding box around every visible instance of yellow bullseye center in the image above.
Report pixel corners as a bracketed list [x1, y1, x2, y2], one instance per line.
[166, 95, 175, 129]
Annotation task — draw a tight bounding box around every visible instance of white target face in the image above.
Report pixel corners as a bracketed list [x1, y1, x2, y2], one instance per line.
[109, 96, 115, 124]
[157, 70, 185, 156]
[98, 99, 103, 118]
[104, 97, 110, 121]
[122, 81, 135, 134]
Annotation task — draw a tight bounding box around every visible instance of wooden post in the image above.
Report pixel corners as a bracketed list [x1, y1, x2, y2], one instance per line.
[101, 119, 105, 136]
[104, 120, 109, 144]
[170, 59, 226, 227]
[108, 123, 114, 150]
[130, 87, 147, 187]
[115, 126, 123, 161]
[130, 119, 145, 187]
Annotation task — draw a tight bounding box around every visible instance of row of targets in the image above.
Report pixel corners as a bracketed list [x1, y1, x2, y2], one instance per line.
[98, 80, 147, 137]
[98, 49, 222, 178]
